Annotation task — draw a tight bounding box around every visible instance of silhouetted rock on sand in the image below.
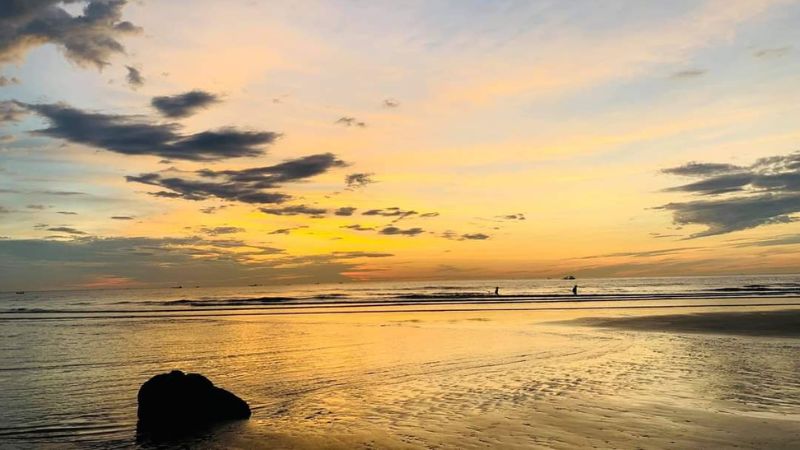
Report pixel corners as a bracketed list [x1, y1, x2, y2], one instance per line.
[137, 370, 250, 436]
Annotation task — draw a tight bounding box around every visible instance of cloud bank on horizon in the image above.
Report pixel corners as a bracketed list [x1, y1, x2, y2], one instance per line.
[1, 0, 800, 289]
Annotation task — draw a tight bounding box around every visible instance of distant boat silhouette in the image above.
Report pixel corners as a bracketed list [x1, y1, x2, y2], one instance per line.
[563, 275, 576, 280]
[172, 285, 182, 289]
[15, 291, 24, 295]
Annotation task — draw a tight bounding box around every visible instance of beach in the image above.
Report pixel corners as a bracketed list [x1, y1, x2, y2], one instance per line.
[1, 278, 799, 449]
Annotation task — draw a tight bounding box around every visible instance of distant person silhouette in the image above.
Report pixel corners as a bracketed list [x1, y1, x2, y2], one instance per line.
[572, 285, 578, 296]
[494, 286, 500, 296]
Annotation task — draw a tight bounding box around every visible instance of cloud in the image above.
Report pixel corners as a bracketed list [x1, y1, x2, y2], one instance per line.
[345, 172, 375, 189]
[658, 194, 800, 237]
[110, 215, 134, 220]
[125, 65, 143, 88]
[200, 226, 244, 235]
[420, 212, 440, 218]
[664, 173, 754, 195]
[0, 0, 141, 69]
[380, 226, 424, 236]
[47, 226, 86, 235]
[497, 213, 526, 221]
[734, 234, 800, 248]
[334, 207, 357, 216]
[0, 76, 20, 86]
[38, 190, 86, 196]
[661, 162, 744, 177]
[269, 225, 308, 235]
[0, 206, 10, 214]
[580, 247, 700, 259]
[670, 69, 705, 79]
[128, 153, 346, 204]
[0, 236, 390, 290]
[332, 251, 393, 258]
[27, 204, 47, 210]
[341, 224, 374, 231]
[658, 152, 800, 237]
[363, 207, 418, 221]
[461, 233, 490, 240]
[259, 205, 327, 217]
[383, 98, 399, 108]
[200, 205, 227, 214]
[0, 100, 26, 122]
[21, 102, 279, 161]
[442, 230, 490, 241]
[335, 117, 366, 127]
[57, 211, 77, 215]
[753, 47, 791, 58]
[151, 90, 220, 118]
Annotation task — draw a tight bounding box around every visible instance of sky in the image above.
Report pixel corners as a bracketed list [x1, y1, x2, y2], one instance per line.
[1, 0, 800, 290]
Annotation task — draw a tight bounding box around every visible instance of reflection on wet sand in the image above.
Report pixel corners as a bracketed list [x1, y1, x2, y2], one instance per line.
[1, 302, 799, 448]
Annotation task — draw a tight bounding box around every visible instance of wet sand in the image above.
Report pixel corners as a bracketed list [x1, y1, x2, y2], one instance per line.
[1, 299, 799, 448]
[570, 308, 800, 337]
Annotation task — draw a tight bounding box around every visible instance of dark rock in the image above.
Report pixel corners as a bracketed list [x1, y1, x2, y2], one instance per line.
[137, 370, 250, 436]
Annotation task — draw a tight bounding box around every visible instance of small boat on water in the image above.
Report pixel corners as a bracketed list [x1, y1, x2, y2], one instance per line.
[15, 291, 24, 294]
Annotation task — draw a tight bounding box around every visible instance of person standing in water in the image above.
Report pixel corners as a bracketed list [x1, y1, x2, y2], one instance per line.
[494, 286, 500, 296]
[572, 285, 578, 296]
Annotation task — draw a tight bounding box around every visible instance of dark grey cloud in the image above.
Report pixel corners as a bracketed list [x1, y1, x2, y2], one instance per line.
[345, 172, 375, 189]
[335, 117, 366, 127]
[661, 162, 744, 177]
[383, 98, 399, 108]
[334, 206, 357, 216]
[461, 233, 490, 240]
[0, 0, 140, 69]
[26, 204, 47, 210]
[658, 194, 800, 237]
[20, 102, 279, 161]
[125, 65, 143, 88]
[0, 75, 20, 86]
[200, 226, 244, 235]
[269, 225, 308, 235]
[0, 206, 9, 214]
[259, 205, 327, 217]
[151, 90, 220, 118]
[442, 230, 490, 241]
[420, 212, 440, 218]
[128, 153, 347, 204]
[47, 226, 86, 235]
[363, 207, 418, 221]
[671, 69, 705, 79]
[57, 211, 77, 215]
[111, 215, 134, 220]
[380, 226, 424, 236]
[658, 152, 800, 237]
[664, 173, 754, 195]
[341, 224, 374, 231]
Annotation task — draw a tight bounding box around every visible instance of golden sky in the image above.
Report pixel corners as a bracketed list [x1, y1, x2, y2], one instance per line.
[1, 0, 800, 289]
